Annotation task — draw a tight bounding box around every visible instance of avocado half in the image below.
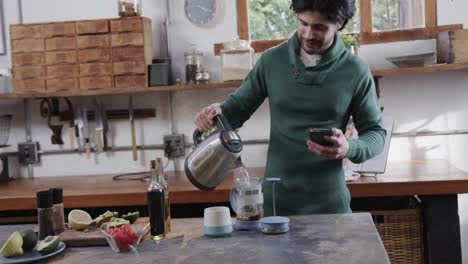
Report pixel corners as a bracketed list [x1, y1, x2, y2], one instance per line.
[36, 235, 60, 255]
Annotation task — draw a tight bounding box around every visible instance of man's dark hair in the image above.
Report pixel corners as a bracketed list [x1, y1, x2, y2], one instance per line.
[291, 0, 356, 31]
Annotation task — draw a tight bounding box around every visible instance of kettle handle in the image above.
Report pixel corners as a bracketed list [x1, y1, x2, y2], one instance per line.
[229, 187, 238, 214]
[192, 114, 233, 146]
[215, 114, 234, 132]
[192, 129, 204, 146]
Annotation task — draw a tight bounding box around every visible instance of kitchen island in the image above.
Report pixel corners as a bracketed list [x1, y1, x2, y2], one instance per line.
[0, 159, 467, 263]
[0, 213, 390, 264]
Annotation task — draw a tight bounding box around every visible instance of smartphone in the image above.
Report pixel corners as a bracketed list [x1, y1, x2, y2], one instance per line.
[309, 128, 334, 146]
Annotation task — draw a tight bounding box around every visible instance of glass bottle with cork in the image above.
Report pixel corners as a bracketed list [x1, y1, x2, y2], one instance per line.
[156, 158, 171, 233]
[147, 160, 165, 240]
[50, 187, 65, 234]
[36, 190, 54, 239]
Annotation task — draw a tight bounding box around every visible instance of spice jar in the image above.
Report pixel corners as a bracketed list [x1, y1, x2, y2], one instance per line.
[184, 44, 203, 84]
[36, 190, 54, 239]
[220, 37, 253, 82]
[50, 187, 65, 235]
[195, 68, 211, 84]
[118, 0, 141, 17]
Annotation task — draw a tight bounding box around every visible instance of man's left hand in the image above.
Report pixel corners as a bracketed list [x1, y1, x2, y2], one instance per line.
[306, 128, 349, 159]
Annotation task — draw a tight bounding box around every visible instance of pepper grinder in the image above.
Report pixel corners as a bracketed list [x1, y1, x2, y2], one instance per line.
[36, 190, 54, 239]
[259, 178, 290, 234]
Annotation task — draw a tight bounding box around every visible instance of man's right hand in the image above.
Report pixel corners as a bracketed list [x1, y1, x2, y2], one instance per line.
[194, 104, 222, 131]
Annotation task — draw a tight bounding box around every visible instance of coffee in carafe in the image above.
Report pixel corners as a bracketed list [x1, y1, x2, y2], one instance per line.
[230, 176, 263, 230]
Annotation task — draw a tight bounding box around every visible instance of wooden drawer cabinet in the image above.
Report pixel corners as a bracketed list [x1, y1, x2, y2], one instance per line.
[111, 33, 144, 46]
[112, 46, 145, 61]
[78, 49, 111, 62]
[47, 64, 79, 78]
[80, 63, 112, 76]
[11, 39, 45, 53]
[113, 60, 145, 75]
[45, 51, 77, 65]
[80, 76, 113, 90]
[13, 79, 46, 92]
[43, 22, 76, 37]
[110, 18, 143, 33]
[12, 53, 44, 66]
[45, 37, 77, 51]
[47, 78, 79, 91]
[10, 17, 151, 93]
[78, 35, 110, 49]
[10, 24, 44, 39]
[115, 75, 146, 88]
[13, 66, 46, 80]
[76, 20, 109, 35]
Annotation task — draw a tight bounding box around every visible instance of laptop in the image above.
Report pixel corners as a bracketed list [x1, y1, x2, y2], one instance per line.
[344, 116, 394, 176]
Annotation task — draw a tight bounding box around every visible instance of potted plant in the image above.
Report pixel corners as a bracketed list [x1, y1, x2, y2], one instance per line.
[340, 33, 360, 56]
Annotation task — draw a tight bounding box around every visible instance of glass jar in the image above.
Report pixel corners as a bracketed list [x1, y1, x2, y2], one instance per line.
[195, 68, 211, 84]
[231, 177, 263, 222]
[220, 37, 254, 82]
[118, 0, 141, 17]
[184, 45, 203, 84]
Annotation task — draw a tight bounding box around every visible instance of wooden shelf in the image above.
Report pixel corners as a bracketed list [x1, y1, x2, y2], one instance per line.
[372, 62, 468, 77]
[2, 62, 468, 99]
[0, 81, 243, 100]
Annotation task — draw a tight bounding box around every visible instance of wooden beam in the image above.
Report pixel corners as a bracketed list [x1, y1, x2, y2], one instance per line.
[425, 0, 437, 28]
[361, 24, 462, 44]
[360, 0, 372, 33]
[214, 39, 286, 55]
[237, 0, 249, 40]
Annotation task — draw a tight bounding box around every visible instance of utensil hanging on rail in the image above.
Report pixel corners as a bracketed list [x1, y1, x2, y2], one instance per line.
[129, 95, 137, 161]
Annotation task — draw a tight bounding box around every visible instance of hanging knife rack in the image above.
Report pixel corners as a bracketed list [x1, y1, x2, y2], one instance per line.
[58, 108, 156, 122]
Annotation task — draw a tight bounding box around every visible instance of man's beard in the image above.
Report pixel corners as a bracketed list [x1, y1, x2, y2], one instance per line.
[301, 38, 323, 54]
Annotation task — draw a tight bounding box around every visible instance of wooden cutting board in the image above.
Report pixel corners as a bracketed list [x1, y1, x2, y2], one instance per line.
[59, 217, 150, 247]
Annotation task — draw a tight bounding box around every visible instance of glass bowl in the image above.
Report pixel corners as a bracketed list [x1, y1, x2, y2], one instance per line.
[101, 225, 144, 253]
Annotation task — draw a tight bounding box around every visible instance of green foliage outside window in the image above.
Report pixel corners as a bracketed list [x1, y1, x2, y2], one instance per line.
[249, 0, 297, 41]
[248, 0, 361, 41]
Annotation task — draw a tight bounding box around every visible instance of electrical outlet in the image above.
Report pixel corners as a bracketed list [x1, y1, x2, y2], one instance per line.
[163, 134, 185, 158]
[18, 142, 41, 165]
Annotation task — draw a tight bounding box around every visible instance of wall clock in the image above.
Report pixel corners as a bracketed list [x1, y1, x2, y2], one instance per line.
[184, 0, 218, 26]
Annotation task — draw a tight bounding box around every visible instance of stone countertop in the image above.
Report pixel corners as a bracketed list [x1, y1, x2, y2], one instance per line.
[0, 213, 389, 264]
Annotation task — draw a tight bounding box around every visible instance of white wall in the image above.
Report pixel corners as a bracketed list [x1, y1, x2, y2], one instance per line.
[0, 0, 467, 262]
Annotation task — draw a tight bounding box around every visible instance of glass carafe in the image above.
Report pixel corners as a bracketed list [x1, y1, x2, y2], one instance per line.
[220, 37, 253, 82]
[231, 177, 263, 222]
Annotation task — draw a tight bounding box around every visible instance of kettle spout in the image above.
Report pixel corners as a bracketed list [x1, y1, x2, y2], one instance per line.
[235, 157, 243, 168]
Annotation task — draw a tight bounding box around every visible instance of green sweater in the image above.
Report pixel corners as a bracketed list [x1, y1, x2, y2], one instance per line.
[221, 32, 386, 215]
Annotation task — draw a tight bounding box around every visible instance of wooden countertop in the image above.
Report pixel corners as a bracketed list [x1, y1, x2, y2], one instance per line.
[1, 159, 468, 211]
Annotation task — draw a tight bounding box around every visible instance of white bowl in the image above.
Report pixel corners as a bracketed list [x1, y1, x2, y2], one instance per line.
[203, 206, 232, 237]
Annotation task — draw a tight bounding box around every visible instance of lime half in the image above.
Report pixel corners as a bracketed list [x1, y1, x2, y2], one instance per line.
[1, 231, 24, 257]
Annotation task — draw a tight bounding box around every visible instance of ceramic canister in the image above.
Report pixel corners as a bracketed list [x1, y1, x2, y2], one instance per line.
[203, 206, 233, 237]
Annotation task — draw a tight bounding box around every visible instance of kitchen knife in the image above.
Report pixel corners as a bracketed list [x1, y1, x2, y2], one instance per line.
[129, 95, 137, 161]
[101, 102, 109, 151]
[64, 98, 75, 151]
[94, 98, 103, 153]
[75, 105, 83, 151]
[82, 104, 91, 158]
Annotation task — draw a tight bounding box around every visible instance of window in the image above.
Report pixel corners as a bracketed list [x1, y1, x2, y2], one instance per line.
[214, 0, 462, 54]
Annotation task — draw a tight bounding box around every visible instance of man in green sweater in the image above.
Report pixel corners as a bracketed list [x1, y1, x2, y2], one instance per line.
[194, 0, 386, 215]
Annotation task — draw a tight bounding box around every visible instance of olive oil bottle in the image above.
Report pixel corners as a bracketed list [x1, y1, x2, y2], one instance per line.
[147, 160, 165, 240]
[156, 158, 171, 233]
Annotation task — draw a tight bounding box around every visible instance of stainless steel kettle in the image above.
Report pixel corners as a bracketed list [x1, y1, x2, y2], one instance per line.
[185, 115, 243, 191]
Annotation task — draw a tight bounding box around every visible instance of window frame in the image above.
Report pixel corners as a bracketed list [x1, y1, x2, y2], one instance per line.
[214, 0, 462, 55]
